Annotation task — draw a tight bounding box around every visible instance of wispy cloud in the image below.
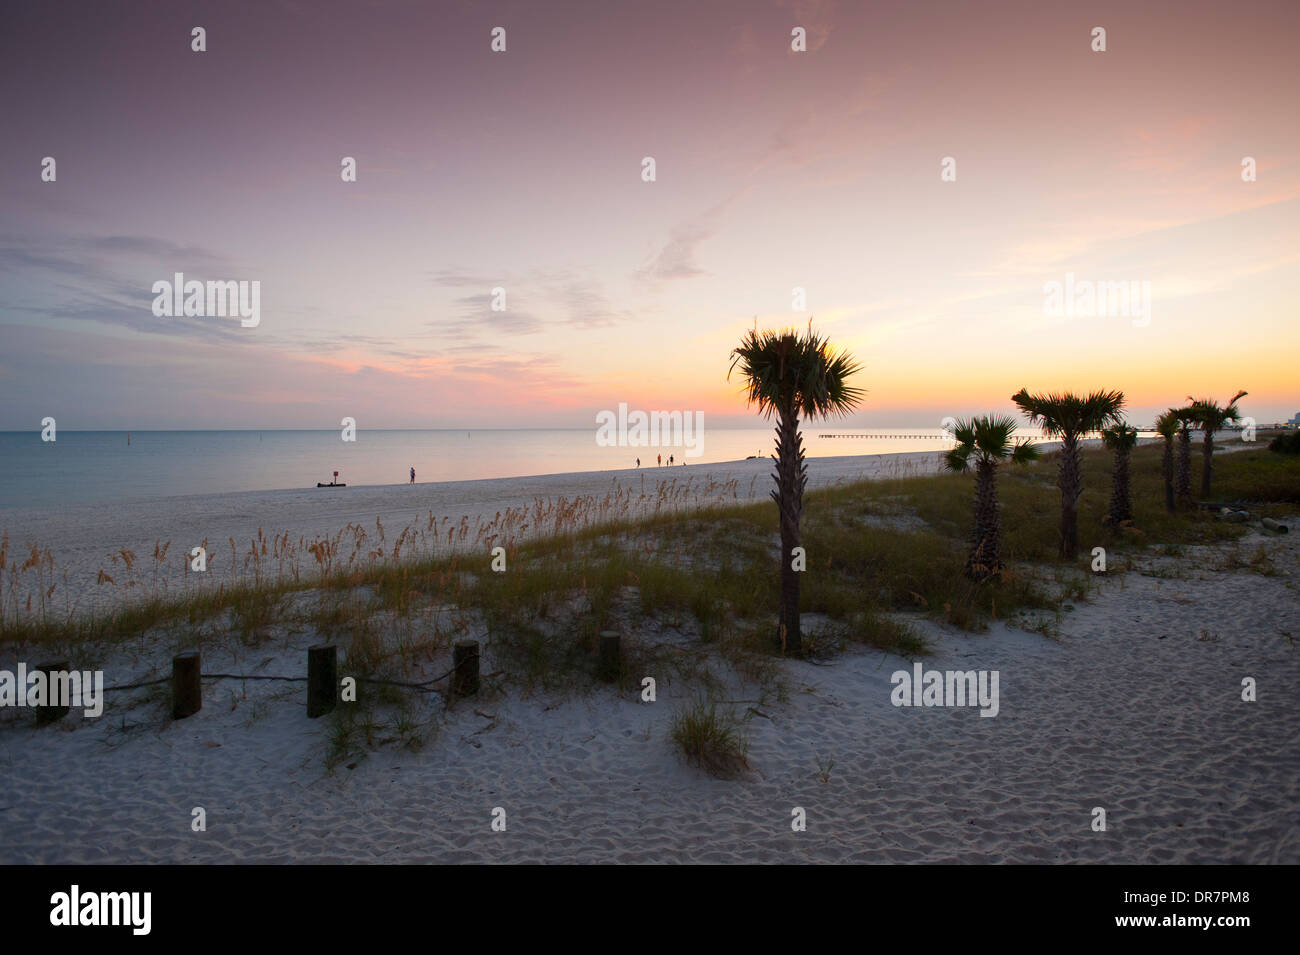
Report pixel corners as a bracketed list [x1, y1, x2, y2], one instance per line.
[637, 194, 743, 285]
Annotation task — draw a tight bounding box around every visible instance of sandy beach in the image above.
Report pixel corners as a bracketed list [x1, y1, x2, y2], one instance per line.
[1, 520, 1295, 864]
[2, 440, 1180, 622]
[2, 449, 952, 620]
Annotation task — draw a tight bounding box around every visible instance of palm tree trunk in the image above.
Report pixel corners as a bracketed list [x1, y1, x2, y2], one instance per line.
[772, 406, 806, 653]
[1058, 434, 1082, 558]
[1161, 438, 1175, 511]
[1108, 444, 1132, 524]
[1201, 429, 1215, 497]
[967, 459, 1001, 581]
[1176, 429, 1192, 505]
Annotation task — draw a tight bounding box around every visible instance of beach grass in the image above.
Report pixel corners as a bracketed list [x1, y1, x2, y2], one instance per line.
[669, 695, 752, 778]
[2, 439, 1296, 767]
[4, 440, 1294, 654]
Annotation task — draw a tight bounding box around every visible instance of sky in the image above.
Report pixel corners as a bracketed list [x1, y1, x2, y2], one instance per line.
[1, 0, 1297, 430]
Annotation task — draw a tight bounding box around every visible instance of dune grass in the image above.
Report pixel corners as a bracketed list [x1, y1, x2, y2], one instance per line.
[669, 695, 752, 778]
[2, 439, 1295, 769]
[4, 440, 1294, 657]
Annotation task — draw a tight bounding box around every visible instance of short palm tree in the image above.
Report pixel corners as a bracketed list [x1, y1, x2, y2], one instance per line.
[1101, 422, 1138, 525]
[1173, 406, 1198, 506]
[1011, 388, 1125, 558]
[729, 323, 863, 653]
[943, 415, 1039, 581]
[1153, 409, 1179, 511]
[1187, 390, 1247, 498]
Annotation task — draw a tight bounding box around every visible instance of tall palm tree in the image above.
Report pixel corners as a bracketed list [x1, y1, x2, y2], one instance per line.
[1101, 422, 1138, 525]
[729, 323, 863, 653]
[1187, 390, 1247, 498]
[1011, 388, 1125, 558]
[1174, 405, 1198, 506]
[943, 415, 1039, 582]
[1153, 409, 1179, 511]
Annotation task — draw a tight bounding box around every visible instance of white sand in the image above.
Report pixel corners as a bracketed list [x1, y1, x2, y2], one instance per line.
[0, 522, 1294, 863]
[3, 438, 1188, 620]
[2, 450, 950, 619]
[4, 436, 1289, 864]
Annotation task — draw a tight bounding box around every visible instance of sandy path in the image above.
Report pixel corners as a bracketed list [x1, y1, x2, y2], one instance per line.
[1, 523, 1294, 864]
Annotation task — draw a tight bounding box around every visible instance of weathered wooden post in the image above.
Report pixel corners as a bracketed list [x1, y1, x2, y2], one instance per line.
[598, 631, 621, 682]
[307, 644, 337, 718]
[34, 659, 70, 724]
[172, 650, 202, 720]
[451, 641, 479, 698]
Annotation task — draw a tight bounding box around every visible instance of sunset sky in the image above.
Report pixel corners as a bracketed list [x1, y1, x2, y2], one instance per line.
[2, 0, 1297, 430]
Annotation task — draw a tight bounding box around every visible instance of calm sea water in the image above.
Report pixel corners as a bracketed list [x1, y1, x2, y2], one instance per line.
[0, 427, 1009, 509]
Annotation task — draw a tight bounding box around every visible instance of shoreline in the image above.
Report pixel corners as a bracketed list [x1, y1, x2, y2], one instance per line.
[0, 436, 1293, 864]
[0, 436, 1220, 621]
[2, 449, 951, 620]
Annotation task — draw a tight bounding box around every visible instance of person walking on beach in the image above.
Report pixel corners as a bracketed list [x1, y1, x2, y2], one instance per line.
[657, 453, 662, 466]
[636, 457, 640, 467]
[669, 454, 674, 466]
[409, 466, 415, 484]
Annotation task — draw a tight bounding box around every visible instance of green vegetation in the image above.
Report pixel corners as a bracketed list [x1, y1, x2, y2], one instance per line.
[3, 441, 1296, 773]
[1101, 422, 1139, 525]
[1011, 388, 1126, 558]
[1187, 390, 1248, 496]
[1269, 431, 1300, 456]
[729, 322, 863, 654]
[942, 414, 1039, 582]
[1154, 409, 1180, 511]
[669, 696, 751, 778]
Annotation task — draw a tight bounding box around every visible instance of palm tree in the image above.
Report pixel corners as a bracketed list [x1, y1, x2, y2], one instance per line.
[1101, 422, 1138, 525]
[1011, 388, 1125, 558]
[943, 415, 1039, 581]
[1174, 406, 1198, 506]
[1153, 409, 1179, 511]
[729, 323, 863, 653]
[1187, 390, 1247, 498]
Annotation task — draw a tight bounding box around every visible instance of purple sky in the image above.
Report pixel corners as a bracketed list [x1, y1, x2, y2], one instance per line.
[2, 0, 1297, 429]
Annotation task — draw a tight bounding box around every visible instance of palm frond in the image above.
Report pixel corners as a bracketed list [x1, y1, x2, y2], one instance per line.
[1154, 409, 1179, 438]
[1101, 422, 1138, 451]
[1011, 387, 1125, 438]
[728, 323, 865, 422]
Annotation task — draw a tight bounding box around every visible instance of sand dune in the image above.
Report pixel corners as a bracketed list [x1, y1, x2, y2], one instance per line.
[1, 450, 950, 619]
[2, 439, 1185, 620]
[1, 523, 1294, 863]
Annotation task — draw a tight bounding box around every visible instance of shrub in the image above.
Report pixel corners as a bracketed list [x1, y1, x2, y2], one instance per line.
[1268, 432, 1300, 455]
[670, 697, 750, 778]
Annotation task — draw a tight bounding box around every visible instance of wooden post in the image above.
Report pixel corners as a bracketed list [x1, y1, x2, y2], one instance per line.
[307, 644, 337, 718]
[451, 641, 479, 698]
[172, 650, 202, 720]
[598, 631, 621, 681]
[34, 659, 70, 724]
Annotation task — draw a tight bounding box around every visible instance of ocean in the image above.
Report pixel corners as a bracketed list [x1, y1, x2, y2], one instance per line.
[0, 427, 1036, 509]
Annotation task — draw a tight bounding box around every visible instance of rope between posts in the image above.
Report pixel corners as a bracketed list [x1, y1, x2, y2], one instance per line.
[102, 665, 460, 693]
